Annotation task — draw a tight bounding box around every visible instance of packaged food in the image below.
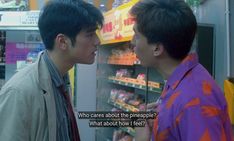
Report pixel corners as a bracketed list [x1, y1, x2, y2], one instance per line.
[128, 99, 141, 107]
[139, 104, 147, 111]
[116, 69, 132, 78]
[136, 73, 146, 80]
[110, 89, 119, 101]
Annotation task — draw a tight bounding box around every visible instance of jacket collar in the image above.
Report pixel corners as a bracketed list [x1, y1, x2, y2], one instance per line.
[35, 51, 53, 93]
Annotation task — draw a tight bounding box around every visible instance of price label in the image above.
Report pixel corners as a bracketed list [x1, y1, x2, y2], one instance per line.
[0, 11, 39, 27]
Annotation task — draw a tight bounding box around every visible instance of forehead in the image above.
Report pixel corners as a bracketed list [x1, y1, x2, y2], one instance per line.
[133, 23, 139, 33]
[84, 26, 98, 33]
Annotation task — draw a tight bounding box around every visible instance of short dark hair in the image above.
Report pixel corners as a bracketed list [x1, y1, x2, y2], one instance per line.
[130, 0, 197, 60]
[38, 0, 103, 50]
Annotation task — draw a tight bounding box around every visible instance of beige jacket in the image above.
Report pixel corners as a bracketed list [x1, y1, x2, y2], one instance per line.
[0, 53, 56, 141]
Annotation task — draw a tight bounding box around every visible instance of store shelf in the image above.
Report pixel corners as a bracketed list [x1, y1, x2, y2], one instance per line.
[119, 127, 136, 137]
[108, 99, 137, 136]
[108, 76, 163, 93]
[107, 60, 141, 66]
[107, 99, 137, 136]
[108, 62, 134, 66]
[108, 99, 140, 112]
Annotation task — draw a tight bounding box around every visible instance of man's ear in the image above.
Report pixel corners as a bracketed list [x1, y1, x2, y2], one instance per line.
[55, 34, 68, 50]
[152, 43, 164, 57]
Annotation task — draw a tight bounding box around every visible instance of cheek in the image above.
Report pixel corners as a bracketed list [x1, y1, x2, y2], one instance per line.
[76, 48, 88, 58]
[73, 43, 85, 53]
[70, 47, 82, 59]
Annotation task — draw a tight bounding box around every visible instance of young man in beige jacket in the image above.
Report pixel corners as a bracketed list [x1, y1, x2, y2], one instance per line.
[0, 0, 103, 141]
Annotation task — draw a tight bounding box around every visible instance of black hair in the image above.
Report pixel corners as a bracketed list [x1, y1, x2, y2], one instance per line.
[38, 0, 103, 50]
[130, 0, 197, 60]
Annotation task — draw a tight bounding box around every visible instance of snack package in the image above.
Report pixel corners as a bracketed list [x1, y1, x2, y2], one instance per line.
[139, 103, 147, 111]
[117, 91, 134, 103]
[116, 69, 132, 78]
[127, 94, 144, 108]
[128, 99, 141, 107]
[110, 89, 119, 101]
[136, 73, 146, 80]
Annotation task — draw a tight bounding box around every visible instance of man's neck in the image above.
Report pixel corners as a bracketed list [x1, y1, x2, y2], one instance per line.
[154, 57, 181, 80]
[47, 50, 73, 76]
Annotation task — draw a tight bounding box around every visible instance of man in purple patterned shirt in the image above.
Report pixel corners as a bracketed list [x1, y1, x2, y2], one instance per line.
[130, 0, 233, 140]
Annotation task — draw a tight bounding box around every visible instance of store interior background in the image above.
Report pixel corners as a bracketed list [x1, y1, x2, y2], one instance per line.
[23, 0, 234, 87]
[0, 0, 233, 141]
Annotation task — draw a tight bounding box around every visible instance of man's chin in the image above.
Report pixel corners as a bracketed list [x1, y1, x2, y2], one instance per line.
[77, 60, 95, 65]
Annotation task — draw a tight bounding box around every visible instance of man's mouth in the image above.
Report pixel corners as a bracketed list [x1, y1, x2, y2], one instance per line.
[92, 50, 97, 56]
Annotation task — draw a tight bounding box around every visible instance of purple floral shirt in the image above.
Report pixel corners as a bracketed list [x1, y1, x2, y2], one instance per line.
[153, 53, 232, 141]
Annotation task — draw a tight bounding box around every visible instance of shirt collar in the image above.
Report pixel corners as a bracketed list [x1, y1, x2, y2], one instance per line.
[166, 53, 199, 90]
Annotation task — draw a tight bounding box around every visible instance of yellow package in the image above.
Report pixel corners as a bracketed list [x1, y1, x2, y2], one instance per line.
[224, 78, 234, 124]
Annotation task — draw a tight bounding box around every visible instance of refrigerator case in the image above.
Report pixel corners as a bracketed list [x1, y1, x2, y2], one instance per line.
[96, 41, 164, 141]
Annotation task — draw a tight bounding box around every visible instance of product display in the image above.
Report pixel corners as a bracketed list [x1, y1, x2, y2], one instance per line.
[109, 89, 144, 109]
[108, 75, 162, 91]
[116, 69, 132, 78]
[108, 44, 138, 65]
[97, 42, 163, 140]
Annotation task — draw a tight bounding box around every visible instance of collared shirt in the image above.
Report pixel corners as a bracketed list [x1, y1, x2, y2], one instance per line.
[43, 51, 72, 141]
[153, 53, 233, 141]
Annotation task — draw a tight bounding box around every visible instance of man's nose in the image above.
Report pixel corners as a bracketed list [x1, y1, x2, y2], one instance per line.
[94, 33, 101, 46]
[131, 35, 136, 47]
